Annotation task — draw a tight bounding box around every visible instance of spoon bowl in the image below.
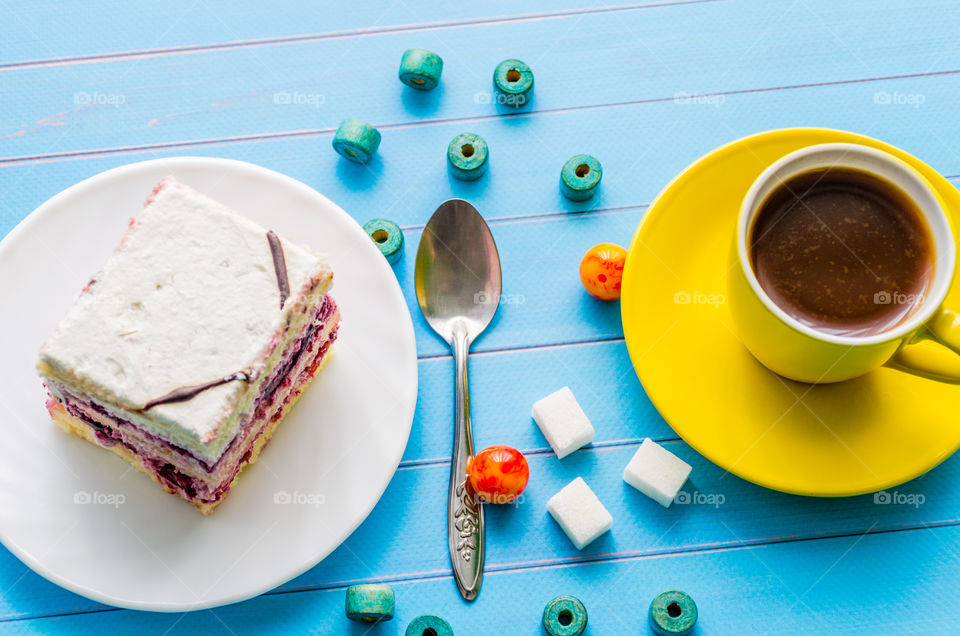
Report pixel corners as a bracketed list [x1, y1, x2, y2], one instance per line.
[415, 199, 502, 343]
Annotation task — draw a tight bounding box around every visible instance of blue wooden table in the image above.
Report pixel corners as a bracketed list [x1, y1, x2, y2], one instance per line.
[3, 1, 959, 633]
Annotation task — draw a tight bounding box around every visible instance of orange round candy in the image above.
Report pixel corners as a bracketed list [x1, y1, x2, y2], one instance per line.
[466, 445, 529, 504]
[579, 243, 626, 300]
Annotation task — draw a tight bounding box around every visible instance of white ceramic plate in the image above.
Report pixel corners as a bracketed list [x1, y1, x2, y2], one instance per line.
[0, 157, 417, 611]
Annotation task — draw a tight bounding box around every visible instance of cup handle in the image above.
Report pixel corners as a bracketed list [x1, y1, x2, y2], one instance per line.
[885, 307, 960, 382]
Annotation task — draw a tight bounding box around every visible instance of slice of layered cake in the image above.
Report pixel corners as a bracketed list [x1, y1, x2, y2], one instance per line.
[37, 176, 340, 514]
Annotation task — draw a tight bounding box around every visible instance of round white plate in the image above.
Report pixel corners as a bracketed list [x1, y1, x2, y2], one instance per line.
[0, 157, 417, 611]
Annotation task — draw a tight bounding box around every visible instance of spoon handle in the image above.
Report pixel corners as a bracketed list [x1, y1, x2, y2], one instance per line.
[448, 325, 484, 601]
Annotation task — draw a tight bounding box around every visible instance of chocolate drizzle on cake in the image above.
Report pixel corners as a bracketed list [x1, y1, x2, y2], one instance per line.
[266, 231, 290, 309]
[141, 371, 250, 411]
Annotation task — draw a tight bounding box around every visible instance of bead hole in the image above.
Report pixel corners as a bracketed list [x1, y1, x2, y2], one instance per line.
[506, 68, 521, 82]
[461, 144, 475, 158]
[667, 602, 682, 618]
[411, 77, 426, 85]
[344, 147, 358, 158]
[372, 229, 390, 244]
[575, 163, 590, 177]
[423, 629, 438, 636]
[558, 610, 573, 626]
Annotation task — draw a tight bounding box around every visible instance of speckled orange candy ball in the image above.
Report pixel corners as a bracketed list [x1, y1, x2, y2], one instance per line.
[579, 243, 626, 300]
[466, 445, 529, 504]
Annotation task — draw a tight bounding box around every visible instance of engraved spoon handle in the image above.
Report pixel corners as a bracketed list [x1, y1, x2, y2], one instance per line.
[448, 323, 484, 601]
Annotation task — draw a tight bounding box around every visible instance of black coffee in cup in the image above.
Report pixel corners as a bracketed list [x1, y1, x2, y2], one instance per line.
[749, 167, 934, 336]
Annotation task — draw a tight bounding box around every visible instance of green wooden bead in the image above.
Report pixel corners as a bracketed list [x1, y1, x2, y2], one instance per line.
[649, 590, 698, 636]
[560, 154, 602, 201]
[344, 583, 395, 623]
[363, 218, 404, 265]
[399, 48, 443, 91]
[542, 595, 587, 636]
[405, 615, 453, 636]
[332, 118, 381, 164]
[492, 59, 533, 108]
[447, 133, 489, 181]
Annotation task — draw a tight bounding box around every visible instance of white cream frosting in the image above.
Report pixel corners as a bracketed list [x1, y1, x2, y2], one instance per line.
[39, 177, 332, 462]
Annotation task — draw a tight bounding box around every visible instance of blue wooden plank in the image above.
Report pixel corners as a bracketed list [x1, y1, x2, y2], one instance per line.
[4, 74, 960, 241]
[400, 213, 639, 357]
[4, 81, 960, 358]
[7, 521, 960, 633]
[0, 1, 701, 66]
[277, 441, 960, 599]
[403, 340, 671, 465]
[2, 0, 959, 157]
[1, 431, 957, 621]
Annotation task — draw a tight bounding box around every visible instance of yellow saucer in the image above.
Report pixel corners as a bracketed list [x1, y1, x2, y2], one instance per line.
[621, 128, 960, 496]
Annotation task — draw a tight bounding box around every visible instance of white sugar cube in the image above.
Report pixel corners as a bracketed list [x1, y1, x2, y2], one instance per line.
[622, 438, 692, 508]
[546, 477, 613, 550]
[531, 387, 594, 459]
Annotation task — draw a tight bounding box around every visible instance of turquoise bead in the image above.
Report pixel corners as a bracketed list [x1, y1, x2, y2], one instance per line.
[363, 218, 404, 265]
[560, 154, 602, 201]
[542, 595, 587, 636]
[405, 615, 453, 636]
[332, 118, 381, 164]
[447, 133, 489, 181]
[344, 583, 395, 623]
[649, 590, 698, 636]
[399, 48, 443, 91]
[492, 59, 533, 108]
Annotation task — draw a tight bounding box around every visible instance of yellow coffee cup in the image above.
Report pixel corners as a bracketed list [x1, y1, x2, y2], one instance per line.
[729, 142, 960, 383]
